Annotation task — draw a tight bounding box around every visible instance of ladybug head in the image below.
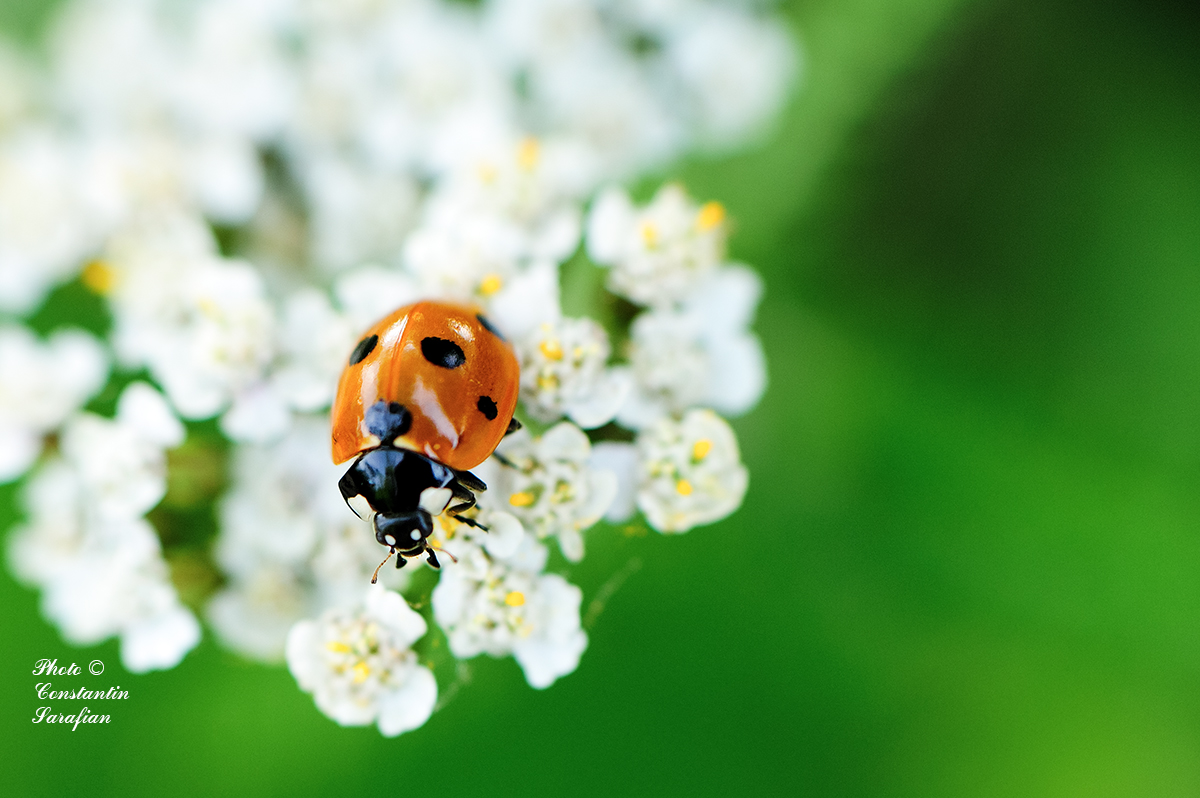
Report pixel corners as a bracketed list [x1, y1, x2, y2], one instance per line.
[373, 510, 432, 554]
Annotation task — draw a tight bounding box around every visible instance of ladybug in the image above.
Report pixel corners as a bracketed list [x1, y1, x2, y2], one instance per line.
[331, 301, 521, 578]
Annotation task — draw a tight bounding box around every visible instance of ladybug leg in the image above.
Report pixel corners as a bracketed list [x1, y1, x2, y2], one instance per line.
[447, 484, 477, 515]
[452, 468, 487, 493]
[426, 548, 441, 569]
[505, 417, 523, 436]
[452, 514, 489, 532]
[445, 487, 491, 531]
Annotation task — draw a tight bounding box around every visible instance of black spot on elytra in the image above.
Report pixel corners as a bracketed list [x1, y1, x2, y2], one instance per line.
[475, 313, 506, 341]
[477, 395, 498, 420]
[421, 337, 466, 369]
[365, 400, 412, 443]
[349, 334, 378, 366]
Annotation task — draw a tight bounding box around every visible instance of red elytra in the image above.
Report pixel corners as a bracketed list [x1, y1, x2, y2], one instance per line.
[331, 301, 519, 471]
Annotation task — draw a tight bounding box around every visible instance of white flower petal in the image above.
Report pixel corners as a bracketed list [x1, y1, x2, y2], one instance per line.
[705, 333, 767, 417]
[589, 442, 638, 522]
[487, 260, 561, 341]
[0, 426, 40, 483]
[585, 186, 634, 264]
[365, 585, 428, 647]
[377, 666, 438, 737]
[566, 366, 632, 429]
[117, 382, 185, 448]
[481, 511, 524, 559]
[120, 605, 202, 673]
[220, 384, 292, 443]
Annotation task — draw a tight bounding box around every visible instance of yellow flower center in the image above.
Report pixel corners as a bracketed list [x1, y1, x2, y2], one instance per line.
[640, 222, 659, 248]
[692, 439, 713, 461]
[505, 591, 526, 607]
[517, 137, 540, 171]
[81, 261, 118, 295]
[675, 479, 694, 496]
[479, 273, 504, 296]
[325, 641, 352, 654]
[539, 338, 564, 360]
[509, 491, 536, 507]
[695, 201, 726, 232]
[352, 661, 371, 684]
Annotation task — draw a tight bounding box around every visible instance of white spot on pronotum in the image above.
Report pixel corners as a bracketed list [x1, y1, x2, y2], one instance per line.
[347, 494, 373, 520]
[384, 534, 397, 546]
[410, 530, 420, 541]
[418, 486, 453, 516]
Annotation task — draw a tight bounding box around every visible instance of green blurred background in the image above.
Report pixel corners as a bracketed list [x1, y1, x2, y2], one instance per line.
[4, 0, 1200, 794]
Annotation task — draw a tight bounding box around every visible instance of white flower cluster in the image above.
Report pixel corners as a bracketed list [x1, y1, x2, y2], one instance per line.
[584, 186, 761, 526]
[7, 383, 200, 672]
[0, 326, 107, 481]
[288, 586, 437, 737]
[479, 423, 618, 562]
[432, 517, 588, 689]
[1, 0, 790, 737]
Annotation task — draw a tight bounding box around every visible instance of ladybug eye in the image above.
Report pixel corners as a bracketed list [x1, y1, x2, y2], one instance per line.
[349, 334, 378, 366]
[477, 395, 498, 420]
[421, 337, 466, 369]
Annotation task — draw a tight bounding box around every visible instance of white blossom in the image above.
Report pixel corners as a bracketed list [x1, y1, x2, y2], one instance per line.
[483, 423, 618, 561]
[479, 258, 563, 341]
[664, 5, 799, 150]
[0, 129, 99, 312]
[48, 0, 177, 128]
[0, 326, 108, 482]
[586, 183, 728, 307]
[430, 504, 526, 562]
[207, 564, 314, 663]
[516, 317, 631, 428]
[483, 0, 605, 74]
[589, 440, 639, 523]
[103, 218, 278, 427]
[333, 265, 423, 332]
[269, 288, 359, 413]
[635, 408, 748, 533]
[6, 383, 198, 672]
[403, 209, 525, 303]
[433, 533, 587, 688]
[172, 0, 297, 143]
[287, 0, 512, 175]
[529, 43, 682, 179]
[618, 265, 766, 429]
[426, 133, 594, 262]
[60, 381, 185, 519]
[287, 586, 437, 737]
[301, 155, 420, 273]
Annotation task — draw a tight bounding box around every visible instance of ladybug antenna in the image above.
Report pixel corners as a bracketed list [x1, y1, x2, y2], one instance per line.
[426, 543, 458, 564]
[371, 548, 396, 584]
